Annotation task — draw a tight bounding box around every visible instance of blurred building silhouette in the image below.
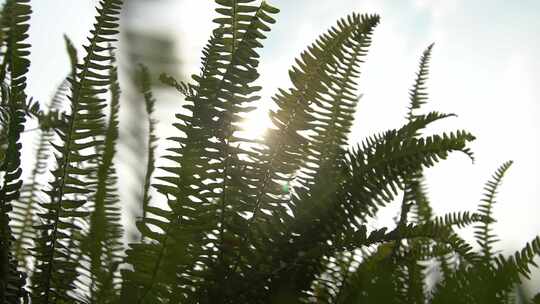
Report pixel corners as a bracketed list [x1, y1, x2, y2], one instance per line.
[122, 0, 183, 84]
[118, 0, 185, 241]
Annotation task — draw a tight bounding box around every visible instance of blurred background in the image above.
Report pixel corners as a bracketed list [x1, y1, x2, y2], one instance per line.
[20, 0, 540, 293]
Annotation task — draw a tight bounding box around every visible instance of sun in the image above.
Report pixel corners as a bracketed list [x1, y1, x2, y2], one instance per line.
[239, 108, 272, 140]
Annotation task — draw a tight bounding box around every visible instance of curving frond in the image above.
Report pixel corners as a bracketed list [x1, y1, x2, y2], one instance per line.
[293, 14, 380, 188]
[30, 0, 123, 302]
[474, 160, 513, 261]
[360, 111, 457, 156]
[348, 128, 475, 220]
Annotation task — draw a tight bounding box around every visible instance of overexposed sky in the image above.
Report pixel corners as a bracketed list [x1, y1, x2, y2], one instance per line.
[25, 0, 540, 288]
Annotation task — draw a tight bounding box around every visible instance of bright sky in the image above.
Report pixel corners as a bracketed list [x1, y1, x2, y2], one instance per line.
[25, 0, 540, 289]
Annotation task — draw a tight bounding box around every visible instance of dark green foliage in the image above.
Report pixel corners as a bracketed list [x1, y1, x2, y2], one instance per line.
[407, 43, 433, 122]
[475, 160, 513, 261]
[10, 37, 76, 274]
[78, 58, 123, 303]
[30, 0, 122, 302]
[136, 64, 158, 225]
[0, 1, 538, 303]
[0, 0, 31, 302]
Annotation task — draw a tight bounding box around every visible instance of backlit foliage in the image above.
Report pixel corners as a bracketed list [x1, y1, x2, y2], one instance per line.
[0, 0, 538, 303]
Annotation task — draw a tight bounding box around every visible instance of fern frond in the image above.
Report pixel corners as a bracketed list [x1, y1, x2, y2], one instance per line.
[22, 96, 39, 118]
[474, 160, 513, 261]
[360, 111, 456, 155]
[347, 129, 475, 220]
[10, 130, 52, 271]
[19, 36, 77, 132]
[199, 6, 280, 294]
[336, 222, 486, 304]
[263, 12, 380, 198]
[431, 253, 522, 304]
[494, 236, 540, 281]
[393, 222, 479, 264]
[333, 243, 397, 303]
[239, 127, 475, 302]
[31, 0, 122, 302]
[0, 0, 534, 301]
[249, 108, 472, 301]
[137, 64, 158, 224]
[79, 59, 123, 303]
[210, 14, 381, 302]
[397, 254, 426, 304]
[432, 211, 484, 229]
[406, 176, 433, 224]
[124, 1, 279, 302]
[311, 251, 356, 303]
[159, 73, 194, 99]
[392, 45, 437, 285]
[36, 79, 70, 131]
[431, 265, 510, 304]
[407, 43, 433, 122]
[0, 0, 31, 302]
[0, 4, 8, 52]
[10, 46, 73, 271]
[295, 13, 380, 187]
[63, 35, 78, 80]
